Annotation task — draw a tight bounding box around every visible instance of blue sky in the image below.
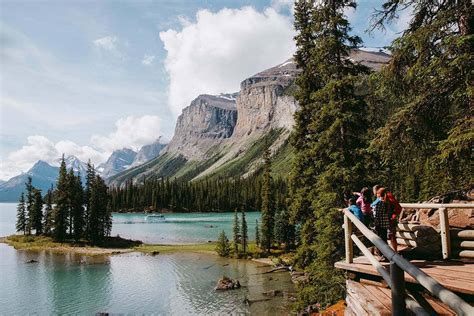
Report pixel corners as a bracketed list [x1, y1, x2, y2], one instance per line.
[0, 0, 409, 180]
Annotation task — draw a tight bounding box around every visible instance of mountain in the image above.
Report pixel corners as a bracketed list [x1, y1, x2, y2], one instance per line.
[62, 155, 88, 177]
[0, 161, 59, 202]
[131, 138, 167, 167]
[0, 155, 91, 202]
[108, 49, 390, 186]
[99, 148, 137, 179]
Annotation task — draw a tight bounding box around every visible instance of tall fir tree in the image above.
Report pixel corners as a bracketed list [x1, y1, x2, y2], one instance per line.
[215, 230, 231, 257]
[53, 157, 69, 241]
[84, 161, 95, 237]
[31, 189, 44, 235]
[290, 0, 369, 307]
[255, 219, 260, 247]
[369, 0, 473, 200]
[43, 186, 54, 236]
[260, 147, 274, 252]
[232, 209, 240, 255]
[16, 193, 27, 235]
[71, 173, 85, 241]
[274, 208, 295, 252]
[89, 174, 109, 244]
[25, 176, 34, 235]
[240, 209, 248, 254]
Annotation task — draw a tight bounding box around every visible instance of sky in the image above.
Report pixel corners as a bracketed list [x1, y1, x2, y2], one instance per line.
[0, 0, 410, 181]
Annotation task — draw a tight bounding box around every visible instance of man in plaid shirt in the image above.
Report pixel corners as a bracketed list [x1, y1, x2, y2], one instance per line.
[373, 187, 397, 260]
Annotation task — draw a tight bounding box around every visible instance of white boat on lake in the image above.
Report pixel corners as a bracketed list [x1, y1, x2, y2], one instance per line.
[144, 214, 166, 222]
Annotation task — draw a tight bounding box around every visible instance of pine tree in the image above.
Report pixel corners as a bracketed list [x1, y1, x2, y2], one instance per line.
[25, 176, 34, 235]
[255, 219, 260, 247]
[71, 173, 84, 241]
[215, 230, 231, 257]
[240, 208, 248, 254]
[260, 147, 274, 252]
[290, 0, 369, 307]
[89, 174, 109, 244]
[274, 209, 295, 252]
[53, 157, 69, 241]
[84, 161, 95, 237]
[16, 193, 27, 235]
[31, 189, 43, 235]
[43, 186, 54, 236]
[232, 209, 240, 255]
[369, 0, 473, 200]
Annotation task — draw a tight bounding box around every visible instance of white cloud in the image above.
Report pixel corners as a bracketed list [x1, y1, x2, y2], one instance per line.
[0, 115, 163, 180]
[93, 35, 126, 58]
[271, 0, 295, 14]
[93, 36, 119, 51]
[0, 135, 106, 180]
[142, 54, 155, 65]
[91, 115, 163, 152]
[159, 6, 296, 117]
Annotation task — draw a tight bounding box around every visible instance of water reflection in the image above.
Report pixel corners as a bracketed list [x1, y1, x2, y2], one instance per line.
[0, 244, 294, 315]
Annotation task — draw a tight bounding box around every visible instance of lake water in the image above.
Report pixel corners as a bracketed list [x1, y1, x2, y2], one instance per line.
[0, 203, 294, 315]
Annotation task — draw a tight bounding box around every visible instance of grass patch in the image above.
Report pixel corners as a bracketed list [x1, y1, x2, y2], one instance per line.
[136, 243, 218, 254]
[3, 235, 142, 255]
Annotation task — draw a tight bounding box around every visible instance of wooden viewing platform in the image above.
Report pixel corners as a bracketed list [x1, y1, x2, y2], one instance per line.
[336, 257, 474, 296]
[336, 203, 474, 315]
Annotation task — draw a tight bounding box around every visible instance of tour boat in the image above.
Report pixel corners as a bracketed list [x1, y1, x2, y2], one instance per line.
[144, 214, 166, 222]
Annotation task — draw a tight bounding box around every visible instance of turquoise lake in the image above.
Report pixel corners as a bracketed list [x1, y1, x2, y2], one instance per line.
[0, 203, 294, 315]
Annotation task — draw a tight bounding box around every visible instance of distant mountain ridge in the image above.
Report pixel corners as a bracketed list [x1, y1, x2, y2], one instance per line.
[0, 157, 83, 202]
[108, 49, 390, 186]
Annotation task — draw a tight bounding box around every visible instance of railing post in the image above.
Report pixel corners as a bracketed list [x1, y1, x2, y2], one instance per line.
[344, 213, 353, 263]
[391, 261, 406, 316]
[439, 208, 451, 259]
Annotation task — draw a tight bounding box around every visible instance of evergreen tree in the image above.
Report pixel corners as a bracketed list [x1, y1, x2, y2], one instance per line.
[274, 209, 295, 252]
[16, 193, 27, 235]
[31, 189, 43, 235]
[232, 209, 240, 255]
[260, 147, 274, 252]
[25, 176, 34, 235]
[370, 0, 473, 200]
[53, 157, 69, 241]
[43, 186, 54, 236]
[255, 219, 260, 247]
[89, 174, 109, 244]
[215, 230, 231, 257]
[240, 209, 248, 254]
[290, 0, 369, 307]
[71, 173, 84, 241]
[84, 161, 95, 237]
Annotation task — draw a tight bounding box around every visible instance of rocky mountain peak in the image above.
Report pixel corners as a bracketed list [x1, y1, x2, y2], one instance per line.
[162, 93, 238, 159]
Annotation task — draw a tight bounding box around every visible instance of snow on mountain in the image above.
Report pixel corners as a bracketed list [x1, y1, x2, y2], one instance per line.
[100, 148, 137, 179]
[131, 138, 167, 167]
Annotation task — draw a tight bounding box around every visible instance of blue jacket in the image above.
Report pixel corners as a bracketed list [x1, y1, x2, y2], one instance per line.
[348, 205, 364, 223]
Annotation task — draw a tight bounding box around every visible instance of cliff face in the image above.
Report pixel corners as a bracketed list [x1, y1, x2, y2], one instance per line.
[109, 49, 390, 186]
[162, 94, 238, 160]
[232, 59, 298, 138]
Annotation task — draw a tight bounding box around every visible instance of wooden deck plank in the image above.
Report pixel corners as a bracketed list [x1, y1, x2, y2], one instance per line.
[335, 257, 474, 295]
[346, 280, 390, 316]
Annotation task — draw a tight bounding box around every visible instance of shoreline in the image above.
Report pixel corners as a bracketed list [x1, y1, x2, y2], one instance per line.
[0, 236, 281, 265]
[0, 235, 222, 256]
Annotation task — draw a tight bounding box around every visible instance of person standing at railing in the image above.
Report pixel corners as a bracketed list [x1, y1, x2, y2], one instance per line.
[353, 187, 373, 227]
[348, 197, 365, 224]
[373, 187, 398, 260]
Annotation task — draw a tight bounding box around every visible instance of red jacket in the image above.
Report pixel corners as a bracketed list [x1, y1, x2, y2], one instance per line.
[386, 191, 402, 220]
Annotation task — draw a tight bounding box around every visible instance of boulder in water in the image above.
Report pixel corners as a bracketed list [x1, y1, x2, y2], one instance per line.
[215, 276, 241, 291]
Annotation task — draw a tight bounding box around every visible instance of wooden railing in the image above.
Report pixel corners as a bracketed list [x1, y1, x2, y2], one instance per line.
[343, 203, 474, 316]
[400, 203, 474, 260]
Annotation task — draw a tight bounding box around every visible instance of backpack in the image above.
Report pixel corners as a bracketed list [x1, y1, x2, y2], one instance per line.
[386, 191, 402, 219]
